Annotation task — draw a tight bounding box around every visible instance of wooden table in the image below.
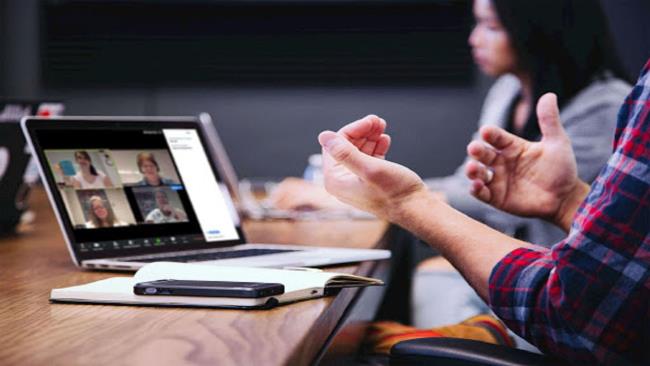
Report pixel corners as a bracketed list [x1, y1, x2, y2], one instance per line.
[0, 188, 389, 366]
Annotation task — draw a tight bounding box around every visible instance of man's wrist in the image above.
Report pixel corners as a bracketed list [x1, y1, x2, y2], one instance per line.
[386, 185, 437, 227]
[554, 181, 590, 232]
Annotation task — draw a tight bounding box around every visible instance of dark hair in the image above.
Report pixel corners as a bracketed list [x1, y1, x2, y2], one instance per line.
[74, 151, 98, 176]
[491, 0, 631, 139]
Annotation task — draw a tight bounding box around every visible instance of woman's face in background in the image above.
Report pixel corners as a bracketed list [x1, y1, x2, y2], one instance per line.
[468, 0, 518, 77]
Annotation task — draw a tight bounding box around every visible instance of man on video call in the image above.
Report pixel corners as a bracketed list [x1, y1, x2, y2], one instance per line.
[317, 59, 650, 364]
[145, 189, 188, 224]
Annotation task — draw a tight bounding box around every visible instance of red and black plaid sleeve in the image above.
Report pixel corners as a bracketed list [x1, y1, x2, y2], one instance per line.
[488, 59, 650, 364]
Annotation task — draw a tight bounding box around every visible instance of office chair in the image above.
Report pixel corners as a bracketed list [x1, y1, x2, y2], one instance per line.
[389, 338, 567, 366]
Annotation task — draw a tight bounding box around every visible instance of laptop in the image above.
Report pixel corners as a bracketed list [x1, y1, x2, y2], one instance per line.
[198, 113, 374, 220]
[22, 116, 390, 271]
[0, 101, 65, 234]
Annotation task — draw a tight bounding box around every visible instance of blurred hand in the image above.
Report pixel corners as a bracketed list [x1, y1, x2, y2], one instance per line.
[318, 115, 428, 221]
[269, 177, 347, 211]
[465, 93, 588, 229]
[53, 162, 63, 177]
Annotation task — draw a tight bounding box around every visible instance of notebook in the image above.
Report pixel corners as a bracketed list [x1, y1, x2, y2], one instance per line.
[22, 116, 390, 271]
[50, 262, 384, 309]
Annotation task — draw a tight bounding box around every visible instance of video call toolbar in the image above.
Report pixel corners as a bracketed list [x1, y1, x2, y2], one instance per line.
[79, 234, 204, 253]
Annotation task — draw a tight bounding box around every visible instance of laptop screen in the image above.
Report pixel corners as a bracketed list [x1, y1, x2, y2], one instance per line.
[25, 118, 246, 261]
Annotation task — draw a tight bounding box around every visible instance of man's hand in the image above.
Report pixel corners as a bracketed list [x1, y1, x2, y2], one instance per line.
[465, 93, 589, 231]
[318, 115, 428, 222]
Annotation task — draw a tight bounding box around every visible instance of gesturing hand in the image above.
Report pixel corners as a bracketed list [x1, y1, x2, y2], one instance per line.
[318, 115, 428, 221]
[465, 93, 588, 230]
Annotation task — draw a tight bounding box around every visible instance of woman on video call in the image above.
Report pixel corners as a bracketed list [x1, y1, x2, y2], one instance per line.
[135, 152, 177, 187]
[85, 195, 127, 228]
[271, 0, 633, 331]
[64, 151, 114, 189]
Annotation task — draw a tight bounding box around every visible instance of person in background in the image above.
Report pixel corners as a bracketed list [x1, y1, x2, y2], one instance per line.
[63, 151, 114, 189]
[85, 195, 127, 228]
[135, 152, 177, 187]
[145, 189, 187, 224]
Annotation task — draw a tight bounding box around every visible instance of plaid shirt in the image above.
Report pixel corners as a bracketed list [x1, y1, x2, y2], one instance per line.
[489, 59, 650, 365]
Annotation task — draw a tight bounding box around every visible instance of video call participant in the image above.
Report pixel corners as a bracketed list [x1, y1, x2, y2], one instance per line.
[135, 152, 177, 187]
[85, 195, 127, 229]
[61, 151, 114, 189]
[145, 189, 187, 224]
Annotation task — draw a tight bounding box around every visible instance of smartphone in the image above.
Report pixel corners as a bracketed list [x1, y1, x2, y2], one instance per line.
[133, 279, 285, 298]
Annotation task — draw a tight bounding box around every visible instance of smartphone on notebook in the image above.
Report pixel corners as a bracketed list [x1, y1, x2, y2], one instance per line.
[134, 279, 285, 298]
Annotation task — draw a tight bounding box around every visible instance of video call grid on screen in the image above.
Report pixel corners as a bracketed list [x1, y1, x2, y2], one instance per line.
[31, 123, 243, 260]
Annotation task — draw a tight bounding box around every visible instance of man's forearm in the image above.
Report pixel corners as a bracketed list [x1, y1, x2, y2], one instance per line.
[389, 190, 532, 301]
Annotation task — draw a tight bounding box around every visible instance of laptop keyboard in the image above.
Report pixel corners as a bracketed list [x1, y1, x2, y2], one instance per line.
[124, 248, 299, 263]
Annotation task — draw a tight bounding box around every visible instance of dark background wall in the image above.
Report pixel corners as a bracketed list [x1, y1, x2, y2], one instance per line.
[1, 0, 648, 179]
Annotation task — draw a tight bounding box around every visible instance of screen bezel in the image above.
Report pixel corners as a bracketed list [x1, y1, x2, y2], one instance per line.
[23, 116, 247, 264]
